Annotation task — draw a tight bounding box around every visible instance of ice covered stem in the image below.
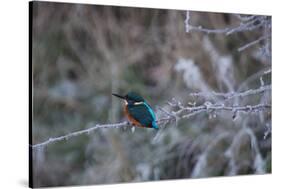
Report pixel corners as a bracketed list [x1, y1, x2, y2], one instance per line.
[185, 11, 191, 33]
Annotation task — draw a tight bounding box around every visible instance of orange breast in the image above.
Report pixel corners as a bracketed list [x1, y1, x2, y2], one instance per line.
[124, 106, 144, 128]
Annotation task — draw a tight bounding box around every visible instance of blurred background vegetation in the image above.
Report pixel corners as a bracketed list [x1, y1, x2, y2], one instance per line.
[31, 1, 271, 187]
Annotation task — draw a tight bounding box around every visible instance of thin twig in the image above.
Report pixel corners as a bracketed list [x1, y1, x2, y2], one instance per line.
[179, 103, 270, 119]
[185, 11, 268, 35]
[233, 14, 256, 22]
[238, 35, 271, 52]
[190, 84, 271, 100]
[158, 107, 179, 127]
[32, 121, 129, 149]
[32, 101, 271, 149]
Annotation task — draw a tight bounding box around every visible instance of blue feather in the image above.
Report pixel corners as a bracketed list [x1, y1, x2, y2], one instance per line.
[127, 101, 158, 130]
[152, 121, 159, 130]
[143, 102, 156, 119]
[144, 102, 158, 130]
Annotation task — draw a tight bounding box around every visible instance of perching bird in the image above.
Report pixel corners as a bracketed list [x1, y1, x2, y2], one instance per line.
[112, 92, 159, 130]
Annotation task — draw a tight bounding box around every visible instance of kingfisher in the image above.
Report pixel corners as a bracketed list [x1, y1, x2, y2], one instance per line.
[112, 92, 159, 130]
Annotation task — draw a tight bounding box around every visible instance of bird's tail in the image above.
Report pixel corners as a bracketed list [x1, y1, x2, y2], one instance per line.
[152, 121, 159, 130]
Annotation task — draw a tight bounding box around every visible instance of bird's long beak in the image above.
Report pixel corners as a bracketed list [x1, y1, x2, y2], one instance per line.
[112, 93, 125, 99]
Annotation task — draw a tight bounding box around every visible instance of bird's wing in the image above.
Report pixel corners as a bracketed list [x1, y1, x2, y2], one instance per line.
[128, 104, 154, 127]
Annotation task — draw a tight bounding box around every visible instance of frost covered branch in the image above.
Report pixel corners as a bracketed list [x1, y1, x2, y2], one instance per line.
[32, 101, 271, 149]
[238, 34, 271, 52]
[32, 80, 271, 150]
[32, 122, 129, 149]
[171, 102, 270, 120]
[190, 84, 271, 99]
[185, 11, 229, 34]
[185, 11, 270, 35]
